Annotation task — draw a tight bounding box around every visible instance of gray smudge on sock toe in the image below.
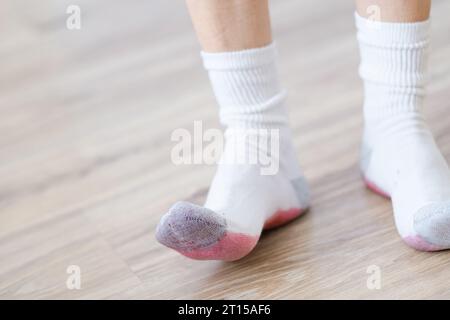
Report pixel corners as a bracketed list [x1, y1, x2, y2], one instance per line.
[360, 142, 373, 173]
[290, 176, 310, 208]
[414, 201, 450, 247]
[156, 201, 227, 251]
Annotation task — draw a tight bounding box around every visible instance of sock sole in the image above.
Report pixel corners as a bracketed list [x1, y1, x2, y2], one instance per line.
[263, 207, 308, 230]
[156, 202, 307, 261]
[402, 235, 443, 252]
[177, 232, 259, 261]
[362, 174, 391, 199]
[181, 206, 307, 261]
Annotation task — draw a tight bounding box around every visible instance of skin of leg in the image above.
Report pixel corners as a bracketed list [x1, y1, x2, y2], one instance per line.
[185, 0, 272, 52]
[356, 0, 431, 22]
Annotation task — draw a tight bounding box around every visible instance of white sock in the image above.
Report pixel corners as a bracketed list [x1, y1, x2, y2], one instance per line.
[356, 13, 450, 251]
[156, 43, 310, 260]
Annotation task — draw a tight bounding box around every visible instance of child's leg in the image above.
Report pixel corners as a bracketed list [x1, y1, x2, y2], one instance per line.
[356, 0, 431, 22]
[185, 0, 272, 52]
[356, 0, 450, 251]
[156, 0, 310, 261]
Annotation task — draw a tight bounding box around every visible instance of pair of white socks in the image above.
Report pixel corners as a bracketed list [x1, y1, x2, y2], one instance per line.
[156, 14, 450, 260]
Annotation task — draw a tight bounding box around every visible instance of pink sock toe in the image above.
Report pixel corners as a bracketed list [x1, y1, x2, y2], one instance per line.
[402, 235, 443, 252]
[362, 175, 391, 199]
[179, 232, 259, 261]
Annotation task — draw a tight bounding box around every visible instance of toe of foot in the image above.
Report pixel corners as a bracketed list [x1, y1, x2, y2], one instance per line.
[155, 201, 227, 251]
[407, 201, 450, 251]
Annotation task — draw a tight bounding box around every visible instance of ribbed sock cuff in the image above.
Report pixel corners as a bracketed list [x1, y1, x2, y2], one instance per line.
[355, 12, 430, 120]
[201, 43, 288, 128]
[201, 43, 278, 71]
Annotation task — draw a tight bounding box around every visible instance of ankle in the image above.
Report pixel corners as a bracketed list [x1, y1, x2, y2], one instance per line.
[363, 111, 429, 147]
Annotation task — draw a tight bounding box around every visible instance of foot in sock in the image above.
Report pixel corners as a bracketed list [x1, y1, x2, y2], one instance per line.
[356, 13, 450, 251]
[155, 44, 310, 261]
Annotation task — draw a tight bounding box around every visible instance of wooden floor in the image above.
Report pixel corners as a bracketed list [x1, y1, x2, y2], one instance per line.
[2, 0, 450, 299]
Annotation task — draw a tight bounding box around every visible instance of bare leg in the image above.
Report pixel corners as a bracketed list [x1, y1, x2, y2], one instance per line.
[186, 0, 272, 52]
[356, 0, 431, 22]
